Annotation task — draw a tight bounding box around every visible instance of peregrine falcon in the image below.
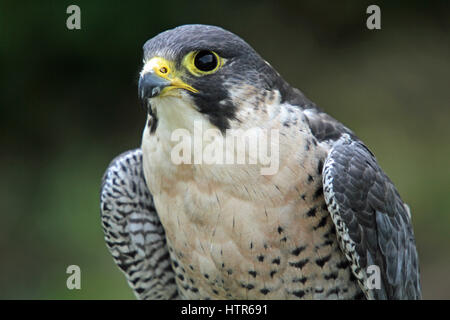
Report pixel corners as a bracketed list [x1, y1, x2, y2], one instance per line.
[100, 24, 421, 300]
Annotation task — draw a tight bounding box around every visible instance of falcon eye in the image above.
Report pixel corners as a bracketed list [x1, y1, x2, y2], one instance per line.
[183, 50, 223, 76]
[194, 51, 218, 72]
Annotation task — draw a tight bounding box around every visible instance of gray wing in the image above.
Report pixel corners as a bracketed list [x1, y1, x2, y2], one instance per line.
[100, 148, 178, 299]
[322, 134, 421, 299]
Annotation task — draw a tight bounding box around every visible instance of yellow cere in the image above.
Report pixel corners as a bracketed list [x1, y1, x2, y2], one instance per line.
[141, 57, 199, 95]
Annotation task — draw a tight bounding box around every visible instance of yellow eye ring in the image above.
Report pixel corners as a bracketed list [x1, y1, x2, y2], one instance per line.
[183, 50, 223, 76]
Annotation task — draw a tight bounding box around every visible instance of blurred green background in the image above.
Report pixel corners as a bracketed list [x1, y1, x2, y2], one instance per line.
[0, 0, 449, 299]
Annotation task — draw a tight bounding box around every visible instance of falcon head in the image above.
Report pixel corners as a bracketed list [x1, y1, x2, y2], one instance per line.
[138, 24, 305, 132]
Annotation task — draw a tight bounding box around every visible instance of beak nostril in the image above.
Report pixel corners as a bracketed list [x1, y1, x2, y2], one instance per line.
[159, 67, 168, 74]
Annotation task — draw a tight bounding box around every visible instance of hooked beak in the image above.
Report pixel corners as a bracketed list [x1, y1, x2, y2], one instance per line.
[138, 72, 172, 100]
[138, 57, 198, 106]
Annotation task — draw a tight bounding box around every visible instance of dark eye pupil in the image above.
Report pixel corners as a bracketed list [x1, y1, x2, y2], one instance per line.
[194, 51, 217, 72]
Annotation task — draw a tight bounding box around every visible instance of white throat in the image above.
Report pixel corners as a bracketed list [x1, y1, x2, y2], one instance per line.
[150, 94, 215, 137]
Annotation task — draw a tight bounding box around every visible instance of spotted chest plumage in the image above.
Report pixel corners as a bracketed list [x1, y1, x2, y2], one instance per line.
[141, 95, 363, 299]
[165, 185, 364, 300]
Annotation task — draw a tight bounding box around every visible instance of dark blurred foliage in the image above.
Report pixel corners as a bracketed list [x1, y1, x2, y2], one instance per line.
[0, 0, 449, 299]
